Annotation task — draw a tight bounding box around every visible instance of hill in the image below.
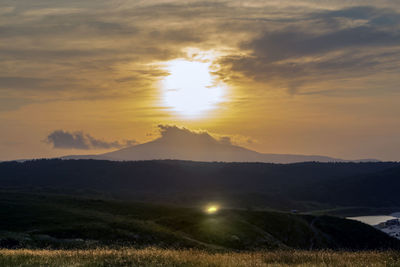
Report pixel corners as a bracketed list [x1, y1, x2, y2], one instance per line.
[0, 159, 399, 211]
[0, 192, 399, 250]
[316, 166, 400, 207]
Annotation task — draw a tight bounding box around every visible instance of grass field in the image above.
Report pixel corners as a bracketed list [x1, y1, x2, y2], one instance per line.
[1, 248, 400, 266]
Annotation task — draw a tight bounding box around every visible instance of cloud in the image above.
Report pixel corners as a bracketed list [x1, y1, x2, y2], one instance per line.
[156, 125, 254, 147]
[0, 97, 36, 112]
[310, 6, 400, 27]
[157, 125, 217, 144]
[1, 0, 400, 112]
[46, 130, 136, 150]
[0, 76, 47, 90]
[218, 6, 400, 94]
[244, 26, 400, 63]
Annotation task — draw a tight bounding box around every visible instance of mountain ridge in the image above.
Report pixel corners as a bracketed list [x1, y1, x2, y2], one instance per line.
[1, 159, 398, 210]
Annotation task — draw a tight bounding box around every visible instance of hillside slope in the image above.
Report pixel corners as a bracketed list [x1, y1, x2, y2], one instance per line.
[0, 192, 398, 250]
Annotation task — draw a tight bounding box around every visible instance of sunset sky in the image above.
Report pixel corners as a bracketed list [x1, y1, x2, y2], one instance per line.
[1, 0, 400, 161]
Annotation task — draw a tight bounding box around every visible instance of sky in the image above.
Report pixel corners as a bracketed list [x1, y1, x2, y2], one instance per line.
[1, 0, 400, 161]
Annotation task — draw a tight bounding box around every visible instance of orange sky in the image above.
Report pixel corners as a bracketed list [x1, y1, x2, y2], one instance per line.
[1, 0, 400, 161]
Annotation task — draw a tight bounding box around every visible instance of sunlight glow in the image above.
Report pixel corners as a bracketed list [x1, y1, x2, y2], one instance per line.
[161, 59, 225, 118]
[206, 205, 219, 214]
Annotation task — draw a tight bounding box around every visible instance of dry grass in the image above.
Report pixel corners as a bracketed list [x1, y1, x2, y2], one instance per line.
[1, 248, 400, 267]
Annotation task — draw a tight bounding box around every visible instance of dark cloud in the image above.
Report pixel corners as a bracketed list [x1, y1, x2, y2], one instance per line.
[218, 6, 400, 93]
[149, 28, 203, 44]
[244, 26, 400, 63]
[46, 130, 136, 150]
[0, 76, 47, 89]
[46, 130, 89, 149]
[0, 97, 36, 112]
[0, 48, 116, 61]
[157, 125, 239, 146]
[310, 6, 400, 27]
[313, 6, 379, 20]
[0, 16, 138, 38]
[157, 125, 216, 144]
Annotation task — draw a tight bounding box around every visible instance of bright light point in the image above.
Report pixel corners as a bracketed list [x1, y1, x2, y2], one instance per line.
[161, 58, 226, 118]
[206, 205, 219, 214]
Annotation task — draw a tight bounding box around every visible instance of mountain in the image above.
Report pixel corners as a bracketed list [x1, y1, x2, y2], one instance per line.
[63, 126, 377, 163]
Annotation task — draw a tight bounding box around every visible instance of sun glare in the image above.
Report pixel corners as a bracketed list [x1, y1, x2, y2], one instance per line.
[205, 205, 219, 214]
[161, 59, 225, 118]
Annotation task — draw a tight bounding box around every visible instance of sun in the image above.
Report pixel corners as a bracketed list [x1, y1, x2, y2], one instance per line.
[161, 59, 225, 118]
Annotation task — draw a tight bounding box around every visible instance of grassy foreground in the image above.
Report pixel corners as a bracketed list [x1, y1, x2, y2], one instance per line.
[1, 248, 400, 267]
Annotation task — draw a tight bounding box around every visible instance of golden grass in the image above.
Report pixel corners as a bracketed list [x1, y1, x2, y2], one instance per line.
[1, 248, 400, 267]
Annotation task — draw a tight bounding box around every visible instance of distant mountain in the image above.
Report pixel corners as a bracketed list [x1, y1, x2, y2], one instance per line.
[63, 126, 378, 163]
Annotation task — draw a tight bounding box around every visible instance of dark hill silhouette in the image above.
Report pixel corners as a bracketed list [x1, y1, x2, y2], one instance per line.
[1, 159, 398, 210]
[313, 165, 400, 206]
[63, 126, 378, 163]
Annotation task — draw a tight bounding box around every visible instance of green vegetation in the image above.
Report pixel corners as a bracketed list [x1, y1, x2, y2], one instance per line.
[0, 192, 399, 251]
[1, 248, 400, 266]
